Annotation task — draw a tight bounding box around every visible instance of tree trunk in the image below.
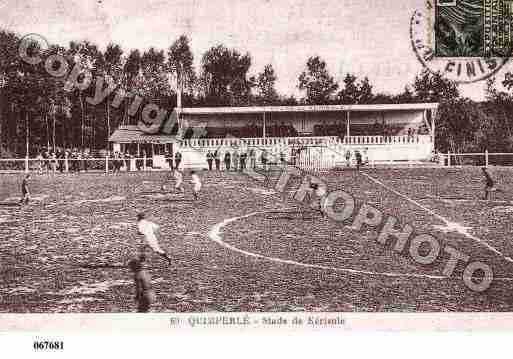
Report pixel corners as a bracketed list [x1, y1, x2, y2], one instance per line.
[80, 92, 85, 150]
[25, 111, 29, 157]
[106, 100, 110, 151]
[0, 88, 3, 152]
[53, 113, 56, 153]
[45, 113, 50, 151]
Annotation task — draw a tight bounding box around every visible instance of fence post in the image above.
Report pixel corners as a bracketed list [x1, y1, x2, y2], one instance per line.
[447, 151, 451, 167]
[65, 153, 69, 173]
[25, 156, 29, 173]
[485, 150, 489, 168]
[105, 155, 109, 174]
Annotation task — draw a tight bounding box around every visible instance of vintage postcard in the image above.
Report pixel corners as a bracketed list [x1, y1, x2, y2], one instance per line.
[1, 0, 513, 350]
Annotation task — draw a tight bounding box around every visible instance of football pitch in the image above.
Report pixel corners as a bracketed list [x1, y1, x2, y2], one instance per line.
[1, 167, 513, 313]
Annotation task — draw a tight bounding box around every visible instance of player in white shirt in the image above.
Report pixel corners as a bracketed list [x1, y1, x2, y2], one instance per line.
[190, 171, 202, 201]
[174, 169, 184, 193]
[136, 213, 172, 264]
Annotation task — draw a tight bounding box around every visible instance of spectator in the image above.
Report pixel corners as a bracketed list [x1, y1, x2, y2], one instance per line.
[56, 149, 64, 173]
[165, 151, 174, 170]
[174, 151, 182, 170]
[280, 150, 286, 164]
[50, 152, 57, 173]
[249, 149, 256, 169]
[224, 151, 231, 171]
[82, 151, 89, 172]
[345, 150, 351, 168]
[261, 149, 268, 171]
[233, 151, 239, 171]
[36, 152, 43, 174]
[240, 151, 247, 171]
[43, 150, 50, 172]
[214, 150, 220, 170]
[206, 150, 213, 171]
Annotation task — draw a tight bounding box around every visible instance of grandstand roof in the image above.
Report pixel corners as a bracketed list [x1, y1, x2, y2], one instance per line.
[108, 125, 179, 143]
[179, 103, 438, 115]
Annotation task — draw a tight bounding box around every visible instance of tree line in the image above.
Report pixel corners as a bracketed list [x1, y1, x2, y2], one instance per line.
[1, 28, 513, 157]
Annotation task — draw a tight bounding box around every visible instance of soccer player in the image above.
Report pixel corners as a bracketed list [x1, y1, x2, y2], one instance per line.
[190, 170, 202, 201]
[309, 181, 328, 217]
[345, 150, 352, 168]
[128, 245, 156, 313]
[482, 167, 504, 200]
[20, 174, 31, 205]
[136, 213, 172, 265]
[355, 150, 362, 171]
[173, 169, 184, 193]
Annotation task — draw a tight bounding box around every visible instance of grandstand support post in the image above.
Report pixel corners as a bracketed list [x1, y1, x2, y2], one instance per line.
[25, 156, 29, 173]
[262, 112, 266, 138]
[447, 151, 451, 167]
[346, 111, 350, 138]
[105, 155, 109, 174]
[485, 150, 489, 167]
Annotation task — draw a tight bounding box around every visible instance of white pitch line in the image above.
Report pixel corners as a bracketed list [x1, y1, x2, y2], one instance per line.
[209, 210, 445, 280]
[360, 172, 513, 264]
[207, 210, 513, 282]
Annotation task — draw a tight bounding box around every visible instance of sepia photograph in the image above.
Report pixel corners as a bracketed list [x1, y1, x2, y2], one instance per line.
[1, 0, 513, 341]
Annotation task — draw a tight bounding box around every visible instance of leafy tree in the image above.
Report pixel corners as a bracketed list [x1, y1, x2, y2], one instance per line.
[337, 73, 374, 104]
[256, 64, 279, 105]
[167, 35, 195, 108]
[200, 44, 253, 106]
[298, 56, 338, 104]
[412, 69, 459, 102]
[102, 43, 124, 146]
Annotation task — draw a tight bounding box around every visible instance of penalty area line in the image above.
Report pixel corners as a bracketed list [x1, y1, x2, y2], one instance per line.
[360, 172, 513, 264]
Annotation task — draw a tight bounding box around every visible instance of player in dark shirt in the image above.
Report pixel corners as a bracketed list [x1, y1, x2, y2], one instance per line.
[482, 167, 503, 200]
[309, 182, 327, 217]
[128, 245, 156, 313]
[355, 150, 362, 171]
[20, 174, 31, 205]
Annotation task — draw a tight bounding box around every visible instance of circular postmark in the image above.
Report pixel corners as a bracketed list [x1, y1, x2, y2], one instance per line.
[18, 33, 50, 65]
[410, 2, 513, 84]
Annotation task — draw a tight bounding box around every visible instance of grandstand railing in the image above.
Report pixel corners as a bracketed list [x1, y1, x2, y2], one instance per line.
[180, 135, 341, 149]
[179, 135, 432, 149]
[342, 134, 431, 145]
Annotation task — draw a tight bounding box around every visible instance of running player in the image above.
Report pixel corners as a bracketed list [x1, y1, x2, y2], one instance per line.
[128, 245, 156, 313]
[20, 174, 31, 205]
[190, 170, 202, 201]
[482, 167, 504, 200]
[173, 169, 184, 193]
[136, 213, 172, 264]
[309, 181, 328, 217]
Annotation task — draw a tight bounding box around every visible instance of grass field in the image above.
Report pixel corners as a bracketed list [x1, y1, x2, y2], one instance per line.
[1, 166, 513, 313]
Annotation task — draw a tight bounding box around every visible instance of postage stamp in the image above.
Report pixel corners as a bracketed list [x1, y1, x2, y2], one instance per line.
[412, 0, 513, 82]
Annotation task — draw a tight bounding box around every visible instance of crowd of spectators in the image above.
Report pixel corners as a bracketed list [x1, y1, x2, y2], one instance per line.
[183, 121, 299, 139]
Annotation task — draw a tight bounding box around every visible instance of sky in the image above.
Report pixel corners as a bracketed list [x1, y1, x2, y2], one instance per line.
[1, 0, 510, 100]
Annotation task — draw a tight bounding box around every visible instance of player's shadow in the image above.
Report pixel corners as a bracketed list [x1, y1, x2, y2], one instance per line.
[263, 210, 320, 221]
[76, 263, 127, 270]
[0, 202, 19, 207]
